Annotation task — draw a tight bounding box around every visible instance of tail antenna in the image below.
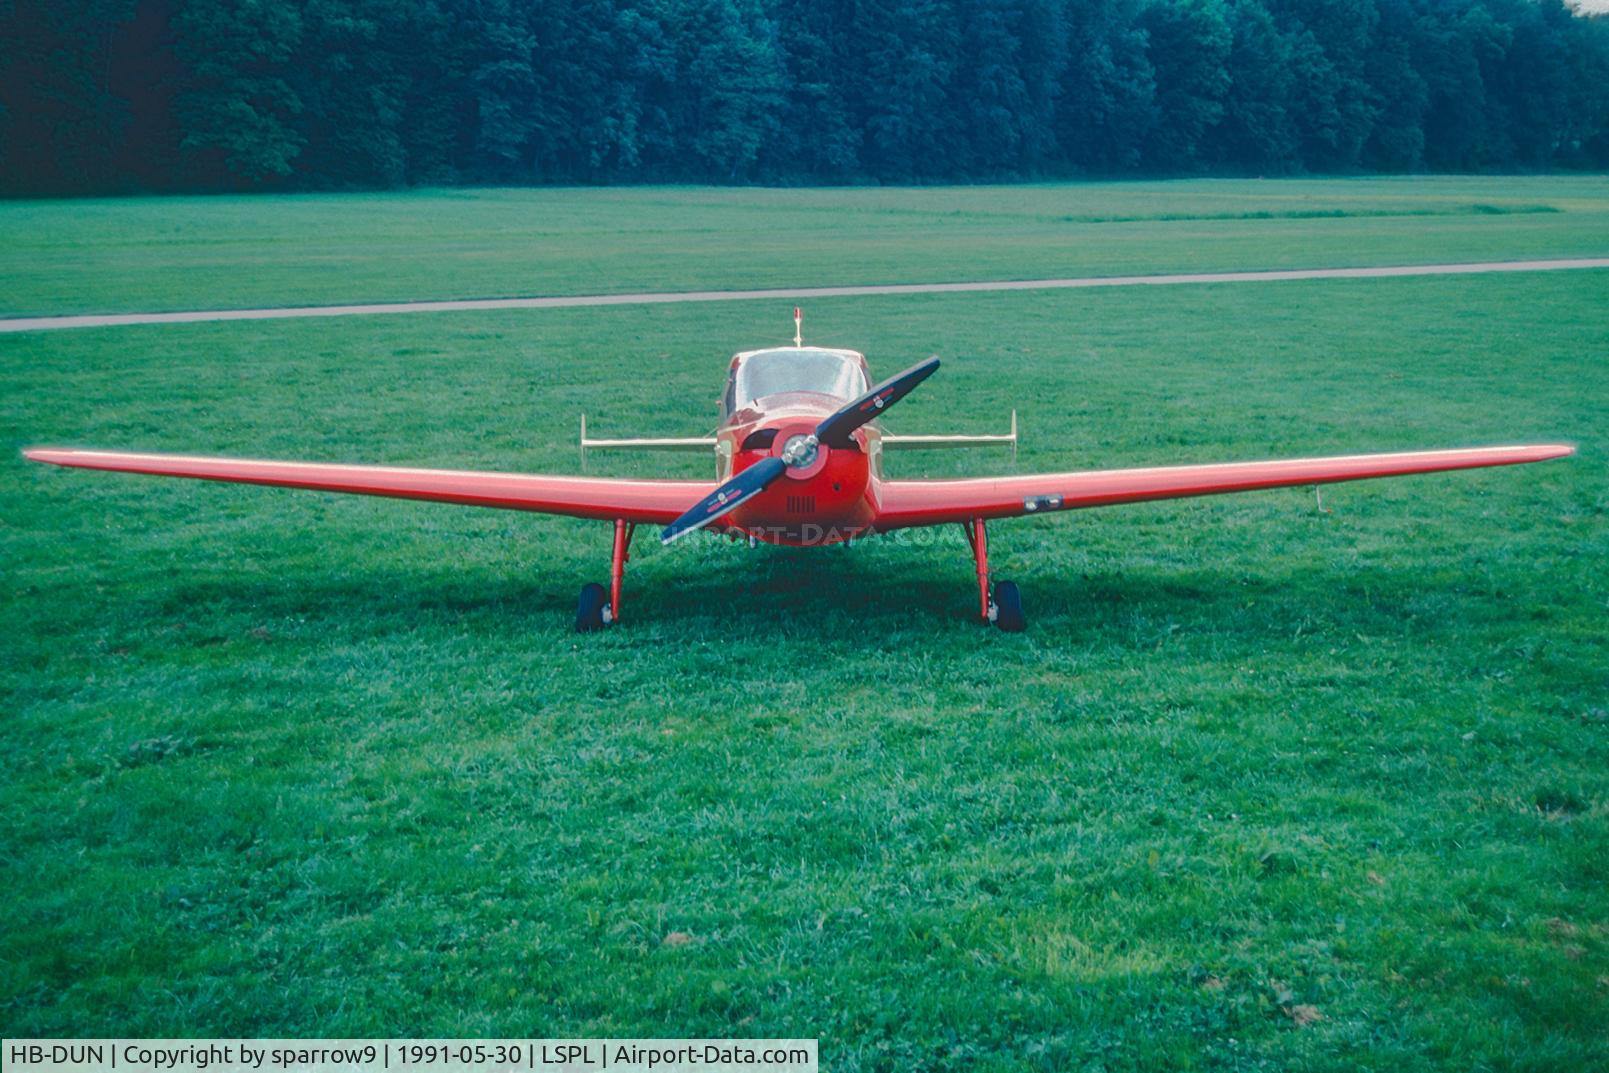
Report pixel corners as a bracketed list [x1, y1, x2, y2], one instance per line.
[793, 307, 802, 348]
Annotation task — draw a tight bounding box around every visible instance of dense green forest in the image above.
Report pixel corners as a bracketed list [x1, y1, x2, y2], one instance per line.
[3, 0, 1608, 195]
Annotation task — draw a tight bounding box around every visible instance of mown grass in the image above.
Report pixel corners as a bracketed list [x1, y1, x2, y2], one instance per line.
[2, 176, 1608, 318]
[2, 189, 1607, 1070]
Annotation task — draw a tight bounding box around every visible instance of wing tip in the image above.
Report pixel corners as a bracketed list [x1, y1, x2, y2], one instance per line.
[24, 447, 130, 468]
[1529, 443, 1576, 461]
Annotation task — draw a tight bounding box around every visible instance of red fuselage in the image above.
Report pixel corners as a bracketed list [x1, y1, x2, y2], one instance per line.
[716, 391, 882, 546]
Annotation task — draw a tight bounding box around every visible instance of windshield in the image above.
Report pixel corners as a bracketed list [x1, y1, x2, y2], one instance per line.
[734, 349, 867, 407]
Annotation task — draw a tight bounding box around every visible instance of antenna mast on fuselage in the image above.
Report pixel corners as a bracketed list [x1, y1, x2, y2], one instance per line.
[793, 307, 802, 348]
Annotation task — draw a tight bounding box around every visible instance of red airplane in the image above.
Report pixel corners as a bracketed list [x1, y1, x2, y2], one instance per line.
[25, 317, 1573, 632]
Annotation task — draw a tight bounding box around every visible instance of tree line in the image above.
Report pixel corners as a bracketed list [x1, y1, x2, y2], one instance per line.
[3, 0, 1608, 196]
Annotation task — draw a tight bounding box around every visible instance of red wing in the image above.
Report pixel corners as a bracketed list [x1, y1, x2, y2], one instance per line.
[24, 448, 715, 524]
[875, 444, 1574, 530]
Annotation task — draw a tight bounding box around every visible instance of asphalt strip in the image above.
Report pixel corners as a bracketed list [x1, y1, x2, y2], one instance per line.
[4, 257, 1608, 334]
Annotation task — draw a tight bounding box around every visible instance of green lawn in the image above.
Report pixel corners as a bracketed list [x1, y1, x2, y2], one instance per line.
[2, 176, 1609, 318]
[2, 183, 1607, 1070]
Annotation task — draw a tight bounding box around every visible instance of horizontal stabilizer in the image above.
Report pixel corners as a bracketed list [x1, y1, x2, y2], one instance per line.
[580, 414, 716, 468]
[884, 411, 1017, 459]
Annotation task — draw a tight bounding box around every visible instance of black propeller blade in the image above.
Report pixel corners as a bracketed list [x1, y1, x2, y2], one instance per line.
[660, 456, 786, 545]
[814, 356, 940, 446]
[660, 356, 941, 545]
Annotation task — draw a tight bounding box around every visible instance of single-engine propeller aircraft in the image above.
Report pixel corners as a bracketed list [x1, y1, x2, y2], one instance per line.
[25, 311, 1573, 632]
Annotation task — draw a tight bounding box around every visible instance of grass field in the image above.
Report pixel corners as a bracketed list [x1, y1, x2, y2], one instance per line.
[4, 176, 1609, 318]
[2, 179, 1607, 1070]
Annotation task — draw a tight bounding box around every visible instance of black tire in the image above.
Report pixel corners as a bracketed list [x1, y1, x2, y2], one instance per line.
[575, 582, 608, 633]
[993, 580, 1026, 632]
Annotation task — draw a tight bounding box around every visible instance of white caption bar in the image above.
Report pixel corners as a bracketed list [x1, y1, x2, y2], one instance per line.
[2, 1041, 817, 1073]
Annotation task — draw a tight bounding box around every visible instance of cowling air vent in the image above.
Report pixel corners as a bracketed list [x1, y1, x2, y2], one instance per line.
[785, 495, 816, 514]
[741, 429, 779, 451]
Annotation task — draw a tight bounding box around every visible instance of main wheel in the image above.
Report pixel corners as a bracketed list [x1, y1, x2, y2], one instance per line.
[575, 582, 608, 632]
[992, 580, 1026, 632]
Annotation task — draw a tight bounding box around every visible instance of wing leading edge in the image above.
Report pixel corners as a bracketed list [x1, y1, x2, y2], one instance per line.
[875, 444, 1574, 530]
[24, 448, 716, 525]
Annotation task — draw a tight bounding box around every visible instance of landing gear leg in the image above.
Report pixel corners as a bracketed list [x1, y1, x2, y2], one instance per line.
[576, 519, 635, 632]
[607, 519, 635, 625]
[963, 517, 1025, 632]
[963, 517, 992, 623]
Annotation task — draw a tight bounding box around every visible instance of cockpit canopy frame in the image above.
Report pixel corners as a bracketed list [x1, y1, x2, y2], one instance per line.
[723, 347, 870, 415]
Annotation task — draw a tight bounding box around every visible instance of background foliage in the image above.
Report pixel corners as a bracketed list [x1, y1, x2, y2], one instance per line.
[3, 0, 1609, 195]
